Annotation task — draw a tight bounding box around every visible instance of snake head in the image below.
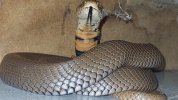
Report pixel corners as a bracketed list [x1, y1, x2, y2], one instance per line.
[77, 0, 104, 32]
[78, 0, 103, 11]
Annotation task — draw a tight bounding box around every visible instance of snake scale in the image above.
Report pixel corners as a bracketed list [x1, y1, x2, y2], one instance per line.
[0, 40, 166, 100]
[0, 0, 167, 100]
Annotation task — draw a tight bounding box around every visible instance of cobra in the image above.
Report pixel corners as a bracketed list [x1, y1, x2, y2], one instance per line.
[0, 0, 167, 100]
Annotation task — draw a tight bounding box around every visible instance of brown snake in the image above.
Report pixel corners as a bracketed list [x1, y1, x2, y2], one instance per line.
[0, 0, 167, 100]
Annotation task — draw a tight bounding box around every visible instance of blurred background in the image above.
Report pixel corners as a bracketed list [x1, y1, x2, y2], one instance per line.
[0, 0, 177, 70]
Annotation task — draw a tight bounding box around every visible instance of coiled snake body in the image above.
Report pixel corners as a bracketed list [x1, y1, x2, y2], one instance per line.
[0, 0, 167, 100]
[0, 40, 166, 100]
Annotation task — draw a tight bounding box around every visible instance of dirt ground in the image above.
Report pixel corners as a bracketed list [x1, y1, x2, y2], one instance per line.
[0, 0, 178, 70]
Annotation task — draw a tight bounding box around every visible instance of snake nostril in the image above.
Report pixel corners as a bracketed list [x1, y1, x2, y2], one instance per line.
[91, 24, 95, 26]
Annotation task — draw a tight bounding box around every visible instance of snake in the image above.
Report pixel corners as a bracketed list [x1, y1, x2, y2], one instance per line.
[0, 0, 167, 100]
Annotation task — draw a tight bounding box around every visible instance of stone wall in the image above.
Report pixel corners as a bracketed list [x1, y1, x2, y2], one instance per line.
[0, 0, 178, 70]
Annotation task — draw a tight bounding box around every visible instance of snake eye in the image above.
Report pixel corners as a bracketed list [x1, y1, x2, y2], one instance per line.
[94, 28, 99, 32]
